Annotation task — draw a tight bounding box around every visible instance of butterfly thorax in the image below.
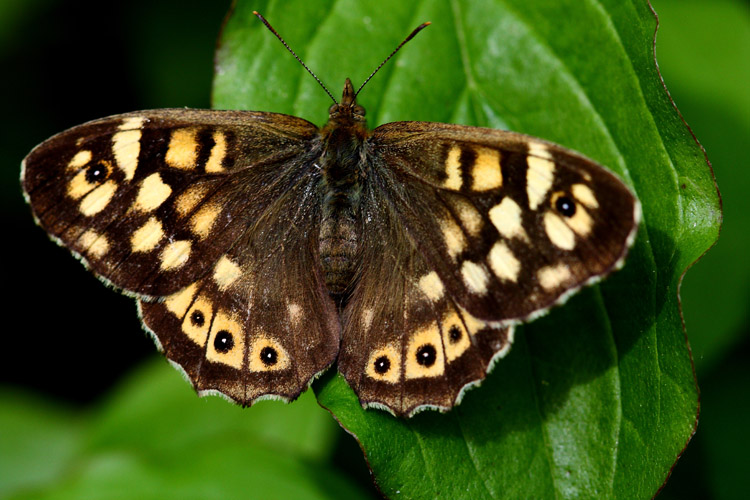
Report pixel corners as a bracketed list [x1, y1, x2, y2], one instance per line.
[318, 79, 370, 300]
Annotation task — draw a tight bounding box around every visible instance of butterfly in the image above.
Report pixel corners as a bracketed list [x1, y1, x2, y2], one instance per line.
[21, 14, 640, 417]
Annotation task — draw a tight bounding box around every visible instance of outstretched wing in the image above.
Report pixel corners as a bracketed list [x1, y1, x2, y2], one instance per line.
[338, 165, 513, 417]
[368, 121, 640, 322]
[22, 109, 340, 405]
[338, 121, 639, 416]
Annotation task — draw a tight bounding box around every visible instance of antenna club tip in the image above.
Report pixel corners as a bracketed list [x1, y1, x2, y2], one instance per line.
[424, 22, 432, 26]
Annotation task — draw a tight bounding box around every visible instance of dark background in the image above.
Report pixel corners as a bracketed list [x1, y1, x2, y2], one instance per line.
[4, 0, 226, 402]
[2, 1, 747, 498]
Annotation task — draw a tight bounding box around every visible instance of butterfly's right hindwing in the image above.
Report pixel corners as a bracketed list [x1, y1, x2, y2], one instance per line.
[338, 178, 514, 417]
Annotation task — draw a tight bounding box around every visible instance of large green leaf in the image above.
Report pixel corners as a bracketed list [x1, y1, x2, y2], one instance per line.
[215, 0, 718, 498]
[1, 360, 368, 500]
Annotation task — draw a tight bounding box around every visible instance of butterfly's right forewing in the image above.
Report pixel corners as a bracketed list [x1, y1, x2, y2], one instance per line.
[368, 121, 640, 323]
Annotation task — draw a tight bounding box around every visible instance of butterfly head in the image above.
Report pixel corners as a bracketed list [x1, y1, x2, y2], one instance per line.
[327, 78, 367, 127]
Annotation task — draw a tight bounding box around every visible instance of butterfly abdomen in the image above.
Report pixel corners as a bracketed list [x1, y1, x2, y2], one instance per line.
[316, 118, 367, 299]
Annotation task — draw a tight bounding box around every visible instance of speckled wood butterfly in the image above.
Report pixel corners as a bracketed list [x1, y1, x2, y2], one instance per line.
[21, 14, 639, 417]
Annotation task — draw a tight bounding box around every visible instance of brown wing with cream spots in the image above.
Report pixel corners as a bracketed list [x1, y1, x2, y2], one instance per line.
[138, 169, 340, 405]
[22, 109, 320, 296]
[368, 121, 640, 323]
[338, 180, 513, 417]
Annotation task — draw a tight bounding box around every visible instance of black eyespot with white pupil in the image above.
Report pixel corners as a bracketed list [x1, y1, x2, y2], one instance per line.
[448, 325, 462, 343]
[416, 344, 437, 367]
[555, 195, 576, 217]
[190, 310, 204, 327]
[214, 330, 234, 353]
[85, 161, 110, 183]
[374, 355, 391, 374]
[260, 346, 278, 366]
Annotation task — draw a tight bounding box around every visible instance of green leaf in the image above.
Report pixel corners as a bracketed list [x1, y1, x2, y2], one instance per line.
[1, 361, 369, 500]
[652, 0, 750, 372]
[214, 0, 718, 498]
[0, 390, 83, 498]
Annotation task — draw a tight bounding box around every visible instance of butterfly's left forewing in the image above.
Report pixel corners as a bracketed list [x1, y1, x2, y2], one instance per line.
[22, 109, 321, 295]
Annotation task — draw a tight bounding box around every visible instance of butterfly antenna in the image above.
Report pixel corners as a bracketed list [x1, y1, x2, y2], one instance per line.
[253, 11, 338, 104]
[354, 22, 431, 98]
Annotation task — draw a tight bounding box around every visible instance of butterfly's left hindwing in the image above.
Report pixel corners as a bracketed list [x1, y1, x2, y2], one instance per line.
[23, 109, 341, 406]
[138, 174, 340, 405]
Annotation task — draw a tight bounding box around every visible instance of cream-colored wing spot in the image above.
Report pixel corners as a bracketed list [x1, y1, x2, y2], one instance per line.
[77, 229, 110, 258]
[551, 191, 594, 236]
[112, 129, 141, 181]
[470, 147, 502, 191]
[441, 311, 471, 362]
[488, 197, 529, 242]
[213, 256, 242, 291]
[440, 217, 467, 260]
[418, 271, 445, 301]
[69, 160, 114, 200]
[287, 302, 303, 327]
[538, 264, 573, 290]
[190, 203, 221, 239]
[133, 173, 172, 213]
[443, 145, 462, 190]
[181, 293, 213, 347]
[565, 204, 593, 236]
[529, 141, 553, 160]
[205, 131, 227, 173]
[449, 198, 483, 237]
[160, 240, 192, 271]
[67, 170, 96, 200]
[361, 308, 375, 330]
[131, 216, 164, 253]
[248, 335, 291, 372]
[175, 184, 210, 217]
[119, 116, 146, 131]
[544, 212, 576, 250]
[67, 150, 92, 170]
[165, 128, 198, 170]
[79, 180, 117, 216]
[461, 260, 491, 295]
[457, 305, 488, 336]
[207, 310, 244, 369]
[526, 142, 555, 210]
[571, 183, 599, 208]
[164, 282, 198, 317]
[405, 323, 445, 379]
[487, 241, 521, 282]
[365, 343, 402, 383]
